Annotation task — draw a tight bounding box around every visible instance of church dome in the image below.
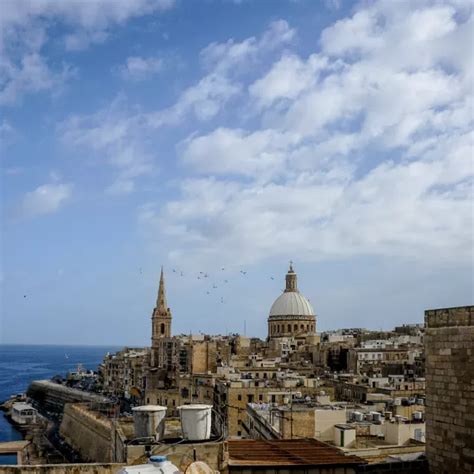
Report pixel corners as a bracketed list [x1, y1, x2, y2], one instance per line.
[269, 291, 314, 317]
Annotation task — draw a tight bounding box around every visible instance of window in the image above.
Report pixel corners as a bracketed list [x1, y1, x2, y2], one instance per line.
[287, 324, 291, 332]
[160, 323, 165, 334]
[259, 394, 263, 401]
[247, 394, 254, 403]
[237, 394, 242, 401]
[294, 324, 298, 330]
[237, 431, 242, 437]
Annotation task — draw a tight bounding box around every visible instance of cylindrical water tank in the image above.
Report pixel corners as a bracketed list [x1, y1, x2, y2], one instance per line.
[353, 411, 363, 422]
[413, 411, 423, 420]
[178, 404, 212, 441]
[132, 405, 167, 440]
[372, 412, 382, 422]
[118, 455, 181, 473]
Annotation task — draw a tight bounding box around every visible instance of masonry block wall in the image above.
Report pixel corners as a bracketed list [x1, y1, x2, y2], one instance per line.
[424, 305, 474, 474]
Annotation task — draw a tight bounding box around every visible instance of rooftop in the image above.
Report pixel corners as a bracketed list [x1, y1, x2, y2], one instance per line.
[227, 439, 365, 467]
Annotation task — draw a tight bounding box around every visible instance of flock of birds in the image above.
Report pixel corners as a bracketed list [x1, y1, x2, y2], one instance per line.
[21, 265, 287, 303]
[138, 265, 281, 304]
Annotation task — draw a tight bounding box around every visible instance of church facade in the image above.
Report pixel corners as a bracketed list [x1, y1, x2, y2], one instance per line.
[267, 263, 316, 339]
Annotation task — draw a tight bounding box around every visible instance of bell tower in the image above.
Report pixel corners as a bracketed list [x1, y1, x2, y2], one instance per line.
[151, 267, 172, 366]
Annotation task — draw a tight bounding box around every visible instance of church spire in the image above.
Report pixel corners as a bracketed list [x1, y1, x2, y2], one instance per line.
[156, 266, 168, 313]
[285, 261, 298, 292]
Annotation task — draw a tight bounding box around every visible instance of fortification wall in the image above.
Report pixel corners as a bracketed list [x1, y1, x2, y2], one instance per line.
[59, 404, 113, 463]
[27, 380, 109, 415]
[425, 305, 474, 474]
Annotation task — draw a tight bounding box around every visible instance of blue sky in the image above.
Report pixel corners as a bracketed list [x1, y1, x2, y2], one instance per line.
[1, 0, 473, 345]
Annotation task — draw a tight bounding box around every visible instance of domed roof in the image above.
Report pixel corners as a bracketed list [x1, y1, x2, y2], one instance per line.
[269, 291, 314, 317]
[268, 263, 315, 317]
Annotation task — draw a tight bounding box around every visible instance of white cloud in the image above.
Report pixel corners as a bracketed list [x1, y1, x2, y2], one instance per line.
[59, 98, 154, 195]
[181, 128, 299, 178]
[59, 19, 294, 194]
[0, 0, 175, 104]
[20, 183, 73, 218]
[0, 53, 75, 105]
[140, 0, 473, 268]
[249, 53, 328, 108]
[119, 56, 164, 81]
[200, 20, 295, 74]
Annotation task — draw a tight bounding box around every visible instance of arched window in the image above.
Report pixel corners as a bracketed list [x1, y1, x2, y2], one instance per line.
[300, 324, 304, 330]
[287, 324, 291, 332]
[160, 323, 165, 334]
[294, 324, 298, 331]
[277, 324, 280, 333]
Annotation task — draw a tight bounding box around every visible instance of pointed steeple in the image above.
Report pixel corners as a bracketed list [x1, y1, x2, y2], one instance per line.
[285, 261, 298, 292]
[156, 266, 168, 313]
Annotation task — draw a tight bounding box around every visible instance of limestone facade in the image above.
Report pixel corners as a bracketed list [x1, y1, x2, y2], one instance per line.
[424, 305, 474, 474]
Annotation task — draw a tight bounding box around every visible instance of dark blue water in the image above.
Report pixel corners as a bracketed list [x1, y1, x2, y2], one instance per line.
[0, 344, 121, 464]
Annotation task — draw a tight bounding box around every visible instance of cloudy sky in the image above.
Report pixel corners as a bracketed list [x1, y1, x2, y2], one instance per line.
[1, 0, 473, 345]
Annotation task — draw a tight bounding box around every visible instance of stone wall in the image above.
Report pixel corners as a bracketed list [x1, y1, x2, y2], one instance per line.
[0, 464, 124, 474]
[59, 404, 113, 463]
[424, 305, 474, 473]
[27, 381, 109, 416]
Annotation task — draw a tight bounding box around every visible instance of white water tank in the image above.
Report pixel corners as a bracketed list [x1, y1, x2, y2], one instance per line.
[372, 412, 382, 422]
[353, 411, 364, 422]
[118, 455, 181, 473]
[413, 411, 423, 420]
[132, 405, 167, 440]
[178, 404, 212, 441]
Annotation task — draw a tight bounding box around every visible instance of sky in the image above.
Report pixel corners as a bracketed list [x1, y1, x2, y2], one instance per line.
[1, 0, 473, 346]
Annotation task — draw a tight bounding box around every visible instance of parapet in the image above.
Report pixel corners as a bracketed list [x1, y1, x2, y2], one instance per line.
[424, 305, 473, 328]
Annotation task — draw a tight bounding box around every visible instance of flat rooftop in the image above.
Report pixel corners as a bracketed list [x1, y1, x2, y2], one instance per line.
[227, 439, 364, 467]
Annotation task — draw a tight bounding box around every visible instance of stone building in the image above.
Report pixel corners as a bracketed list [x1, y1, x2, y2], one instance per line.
[100, 347, 147, 399]
[424, 305, 474, 474]
[245, 402, 346, 441]
[267, 263, 316, 340]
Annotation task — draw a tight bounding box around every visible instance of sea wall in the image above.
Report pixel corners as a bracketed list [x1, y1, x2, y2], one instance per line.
[27, 381, 109, 416]
[0, 464, 124, 473]
[59, 404, 113, 463]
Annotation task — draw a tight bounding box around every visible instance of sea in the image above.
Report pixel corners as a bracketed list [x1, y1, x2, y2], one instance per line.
[0, 344, 121, 464]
